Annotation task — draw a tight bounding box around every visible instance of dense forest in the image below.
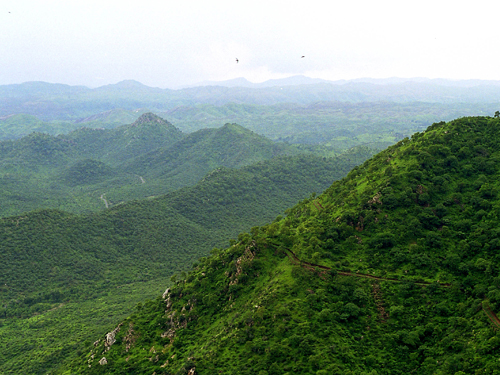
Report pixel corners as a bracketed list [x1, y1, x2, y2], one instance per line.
[3, 113, 360, 218]
[63, 115, 500, 374]
[0, 149, 368, 374]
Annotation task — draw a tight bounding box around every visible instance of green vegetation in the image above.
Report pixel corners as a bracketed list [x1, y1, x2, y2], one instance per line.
[65, 115, 500, 374]
[2, 114, 343, 218]
[0, 110, 150, 141]
[2, 80, 500, 122]
[162, 101, 497, 152]
[0, 151, 366, 374]
[1, 80, 498, 155]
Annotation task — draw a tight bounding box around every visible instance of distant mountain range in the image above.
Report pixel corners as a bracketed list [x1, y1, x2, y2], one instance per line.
[185, 75, 500, 89]
[1, 77, 500, 122]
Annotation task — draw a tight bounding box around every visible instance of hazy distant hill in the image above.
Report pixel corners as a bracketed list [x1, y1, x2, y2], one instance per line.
[0, 114, 74, 140]
[0, 110, 152, 141]
[161, 101, 497, 148]
[2, 78, 500, 121]
[188, 75, 333, 88]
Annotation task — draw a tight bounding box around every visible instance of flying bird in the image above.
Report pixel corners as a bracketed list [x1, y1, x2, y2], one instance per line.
[236, 58, 239, 63]
[301, 56, 305, 58]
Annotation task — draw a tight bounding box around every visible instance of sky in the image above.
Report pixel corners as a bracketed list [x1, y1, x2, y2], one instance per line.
[1, 0, 499, 89]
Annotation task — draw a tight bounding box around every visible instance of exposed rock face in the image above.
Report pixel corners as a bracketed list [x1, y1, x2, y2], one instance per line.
[105, 323, 122, 350]
[161, 329, 176, 341]
[229, 241, 256, 286]
[99, 357, 108, 365]
[162, 288, 171, 299]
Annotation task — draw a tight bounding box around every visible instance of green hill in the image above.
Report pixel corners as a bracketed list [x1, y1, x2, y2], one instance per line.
[68, 115, 500, 374]
[0, 152, 367, 374]
[123, 123, 298, 190]
[0, 114, 322, 218]
[62, 112, 184, 165]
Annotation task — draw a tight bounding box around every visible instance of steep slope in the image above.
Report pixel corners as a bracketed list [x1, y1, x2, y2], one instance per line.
[73, 116, 500, 374]
[0, 152, 366, 375]
[61, 112, 184, 164]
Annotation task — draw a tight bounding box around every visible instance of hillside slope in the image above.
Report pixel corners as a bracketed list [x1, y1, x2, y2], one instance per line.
[0, 152, 367, 374]
[72, 116, 500, 374]
[0, 115, 318, 218]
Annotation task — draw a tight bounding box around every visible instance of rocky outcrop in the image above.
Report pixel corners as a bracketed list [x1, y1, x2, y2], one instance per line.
[229, 241, 256, 286]
[105, 323, 122, 350]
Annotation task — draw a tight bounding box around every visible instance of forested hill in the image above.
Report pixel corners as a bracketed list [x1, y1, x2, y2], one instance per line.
[0, 151, 370, 374]
[0, 114, 316, 218]
[72, 115, 500, 374]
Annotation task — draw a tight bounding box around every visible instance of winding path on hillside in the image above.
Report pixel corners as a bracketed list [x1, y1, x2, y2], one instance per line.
[482, 302, 500, 328]
[265, 240, 500, 327]
[267, 240, 451, 287]
[100, 194, 109, 209]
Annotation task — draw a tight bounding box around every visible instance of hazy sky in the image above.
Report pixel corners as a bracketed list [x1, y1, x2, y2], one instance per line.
[1, 1, 499, 88]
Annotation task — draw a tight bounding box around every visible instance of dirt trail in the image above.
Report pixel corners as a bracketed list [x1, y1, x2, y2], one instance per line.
[482, 302, 500, 328]
[100, 194, 109, 209]
[275, 243, 451, 287]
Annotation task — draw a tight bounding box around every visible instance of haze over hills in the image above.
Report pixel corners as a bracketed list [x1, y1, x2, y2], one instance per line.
[2, 77, 500, 122]
[2, 113, 345, 218]
[1, 79, 499, 159]
[66, 115, 500, 374]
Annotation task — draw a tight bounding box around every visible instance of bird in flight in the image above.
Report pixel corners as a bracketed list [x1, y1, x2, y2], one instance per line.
[236, 58, 239, 63]
[301, 56, 305, 58]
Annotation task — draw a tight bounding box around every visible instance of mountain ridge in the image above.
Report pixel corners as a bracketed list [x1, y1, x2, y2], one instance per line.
[0, 151, 369, 374]
[69, 115, 500, 374]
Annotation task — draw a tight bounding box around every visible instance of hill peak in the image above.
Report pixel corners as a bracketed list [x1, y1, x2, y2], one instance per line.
[131, 112, 172, 127]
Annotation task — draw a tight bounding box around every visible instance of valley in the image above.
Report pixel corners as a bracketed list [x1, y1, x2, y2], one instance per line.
[1, 79, 500, 374]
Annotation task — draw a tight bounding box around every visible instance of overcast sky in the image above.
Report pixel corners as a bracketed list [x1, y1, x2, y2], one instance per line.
[1, 0, 499, 88]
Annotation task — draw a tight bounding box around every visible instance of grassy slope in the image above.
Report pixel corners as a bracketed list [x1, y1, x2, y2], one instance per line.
[71, 116, 500, 374]
[0, 152, 369, 374]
